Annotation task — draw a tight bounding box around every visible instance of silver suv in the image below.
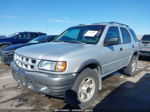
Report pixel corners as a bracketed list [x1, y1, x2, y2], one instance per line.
[11, 22, 139, 108]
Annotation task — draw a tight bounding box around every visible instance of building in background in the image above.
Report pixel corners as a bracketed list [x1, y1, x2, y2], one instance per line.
[0, 35, 6, 38]
[137, 35, 143, 40]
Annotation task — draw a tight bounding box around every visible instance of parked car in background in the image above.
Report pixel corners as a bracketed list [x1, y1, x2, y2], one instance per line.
[1, 35, 57, 64]
[0, 32, 46, 51]
[139, 35, 150, 56]
[0, 35, 6, 38]
[11, 22, 139, 109]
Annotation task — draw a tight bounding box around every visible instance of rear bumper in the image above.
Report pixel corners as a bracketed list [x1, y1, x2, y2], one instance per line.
[11, 62, 77, 98]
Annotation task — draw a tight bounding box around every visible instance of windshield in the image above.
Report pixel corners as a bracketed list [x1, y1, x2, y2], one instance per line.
[142, 35, 150, 41]
[28, 35, 50, 44]
[55, 25, 105, 44]
[7, 33, 19, 38]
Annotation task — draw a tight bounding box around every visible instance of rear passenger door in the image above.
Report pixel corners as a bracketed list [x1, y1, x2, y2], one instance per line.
[119, 27, 133, 66]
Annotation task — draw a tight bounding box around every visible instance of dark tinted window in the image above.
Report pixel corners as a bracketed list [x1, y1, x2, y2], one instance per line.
[39, 33, 46, 36]
[142, 35, 150, 41]
[120, 28, 131, 43]
[30, 33, 40, 39]
[16, 33, 28, 39]
[129, 29, 138, 41]
[104, 27, 120, 44]
[47, 35, 56, 41]
[25, 33, 32, 39]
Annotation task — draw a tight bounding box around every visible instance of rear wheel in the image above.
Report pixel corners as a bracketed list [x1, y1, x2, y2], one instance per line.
[69, 68, 99, 109]
[123, 55, 138, 76]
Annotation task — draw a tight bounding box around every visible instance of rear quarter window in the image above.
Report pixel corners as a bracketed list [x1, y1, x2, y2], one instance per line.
[129, 29, 138, 42]
[120, 27, 131, 44]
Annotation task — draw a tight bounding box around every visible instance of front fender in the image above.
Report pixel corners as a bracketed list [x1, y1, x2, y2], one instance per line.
[75, 59, 102, 90]
[76, 59, 101, 73]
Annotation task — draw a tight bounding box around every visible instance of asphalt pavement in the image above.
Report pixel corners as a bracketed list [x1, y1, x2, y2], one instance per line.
[0, 56, 150, 112]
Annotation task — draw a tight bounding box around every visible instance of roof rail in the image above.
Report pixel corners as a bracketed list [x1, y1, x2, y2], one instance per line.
[109, 22, 129, 27]
[92, 22, 129, 27]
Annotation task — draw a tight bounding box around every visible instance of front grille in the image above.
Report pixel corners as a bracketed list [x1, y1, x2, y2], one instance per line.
[14, 53, 37, 70]
[1, 50, 13, 55]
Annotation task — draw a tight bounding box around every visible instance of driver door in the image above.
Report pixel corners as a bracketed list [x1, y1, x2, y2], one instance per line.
[101, 26, 123, 76]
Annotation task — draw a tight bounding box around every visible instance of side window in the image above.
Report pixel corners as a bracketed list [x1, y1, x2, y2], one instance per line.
[25, 33, 32, 39]
[42, 37, 49, 42]
[129, 29, 138, 42]
[31, 33, 39, 39]
[104, 27, 120, 45]
[16, 33, 27, 39]
[48, 36, 55, 42]
[120, 28, 131, 43]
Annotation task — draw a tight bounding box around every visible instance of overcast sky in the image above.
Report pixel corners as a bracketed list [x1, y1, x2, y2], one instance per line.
[0, 0, 150, 35]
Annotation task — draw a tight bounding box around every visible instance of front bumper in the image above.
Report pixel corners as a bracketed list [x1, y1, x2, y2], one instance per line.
[11, 62, 77, 98]
[1, 51, 14, 64]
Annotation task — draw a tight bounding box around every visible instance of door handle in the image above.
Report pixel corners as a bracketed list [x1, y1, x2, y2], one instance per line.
[120, 47, 123, 51]
[132, 45, 135, 48]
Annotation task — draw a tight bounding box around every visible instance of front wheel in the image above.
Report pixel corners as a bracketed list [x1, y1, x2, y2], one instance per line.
[69, 68, 99, 109]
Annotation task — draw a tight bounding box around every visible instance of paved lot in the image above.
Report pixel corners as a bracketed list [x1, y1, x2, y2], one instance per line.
[0, 57, 150, 111]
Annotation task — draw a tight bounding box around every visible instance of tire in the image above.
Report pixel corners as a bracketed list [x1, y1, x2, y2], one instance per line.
[0, 44, 9, 55]
[1, 44, 9, 50]
[123, 55, 138, 76]
[68, 68, 99, 109]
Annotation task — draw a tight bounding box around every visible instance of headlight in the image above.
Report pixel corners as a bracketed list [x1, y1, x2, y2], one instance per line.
[38, 60, 67, 72]
[8, 50, 14, 54]
[3, 50, 14, 54]
[14, 53, 17, 61]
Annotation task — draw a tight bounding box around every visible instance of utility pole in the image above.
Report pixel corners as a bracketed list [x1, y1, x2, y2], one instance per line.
[45, 16, 48, 34]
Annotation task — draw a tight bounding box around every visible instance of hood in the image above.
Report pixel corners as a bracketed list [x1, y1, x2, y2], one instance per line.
[3, 43, 25, 51]
[3, 43, 37, 51]
[15, 42, 90, 61]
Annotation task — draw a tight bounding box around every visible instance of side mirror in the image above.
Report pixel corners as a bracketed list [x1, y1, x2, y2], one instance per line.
[104, 37, 119, 46]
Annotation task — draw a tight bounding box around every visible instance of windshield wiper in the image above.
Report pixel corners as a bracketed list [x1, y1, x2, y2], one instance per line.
[53, 40, 86, 44]
[52, 40, 66, 43]
[52, 40, 60, 42]
[62, 41, 86, 44]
